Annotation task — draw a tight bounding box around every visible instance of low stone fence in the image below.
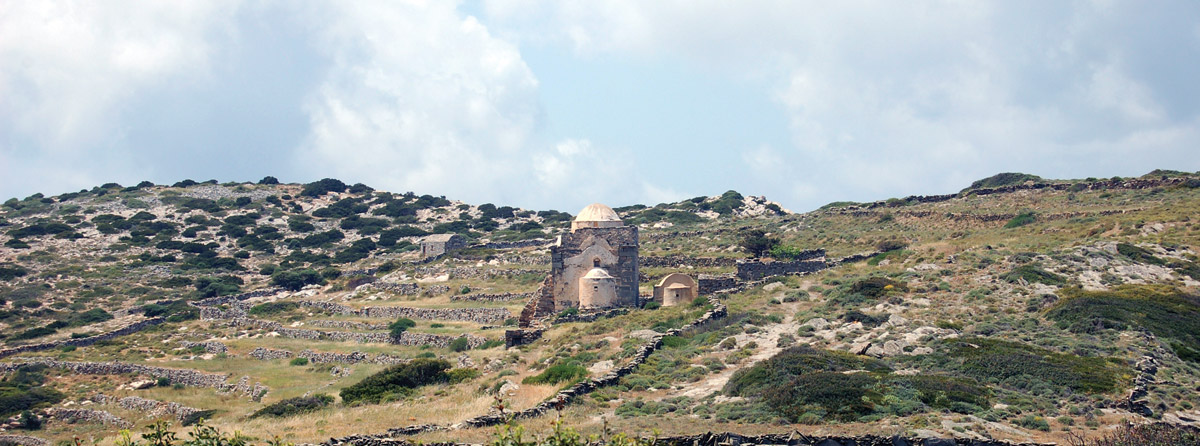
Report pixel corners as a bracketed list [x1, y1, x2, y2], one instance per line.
[641, 256, 739, 268]
[309, 320, 390, 331]
[450, 292, 532, 303]
[697, 274, 739, 295]
[249, 346, 407, 366]
[364, 282, 421, 295]
[0, 359, 267, 401]
[642, 230, 707, 243]
[736, 259, 827, 281]
[412, 266, 546, 281]
[298, 301, 512, 324]
[0, 317, 166, 359]
[249, 347, 294, 360]
[204, 310, 489, 349]
[94, 394, 205, 424]
[425, 285, 450, 295]
[0, 435, 48, 446]
[192, 288, 284, 307]
[552, 308, 627, 324]
[44, 408, 132, 428]
[470, 239, 552, 250]
[179, 341, 228, 355]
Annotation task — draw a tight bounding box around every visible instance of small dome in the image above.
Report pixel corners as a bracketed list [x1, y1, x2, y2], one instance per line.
[582, 267, 615, 280]
[574, 203, 621, 222]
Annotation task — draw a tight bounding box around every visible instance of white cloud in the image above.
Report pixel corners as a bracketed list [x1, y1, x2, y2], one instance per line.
[0, 0, 236, 197]
[483, 1, 1200, 209]
[294, 1, 541, 203]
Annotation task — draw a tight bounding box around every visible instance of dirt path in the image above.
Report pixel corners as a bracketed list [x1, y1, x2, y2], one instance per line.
[672, 308, 800, 400]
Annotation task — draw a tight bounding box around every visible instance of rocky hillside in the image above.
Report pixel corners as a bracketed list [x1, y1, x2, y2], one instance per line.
[1, 172, 1198, 446]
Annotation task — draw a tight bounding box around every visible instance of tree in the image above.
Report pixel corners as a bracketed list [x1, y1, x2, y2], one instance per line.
[258, 176, 280, 185]
[739, 229, 779, 258]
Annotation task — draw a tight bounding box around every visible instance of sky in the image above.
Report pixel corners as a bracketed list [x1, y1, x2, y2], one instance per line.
[2, 1, 1199, 213]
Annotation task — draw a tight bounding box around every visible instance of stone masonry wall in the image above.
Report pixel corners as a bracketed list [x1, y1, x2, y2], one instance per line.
[94, 394, 205, 424]
[297, 301, 511, 323]
[201, 308, 488, 349]
[736, 259, 828, 280]
[0, 359, 267, 401]
[0, 317, 166, 359]
[450, 292, 532, 302]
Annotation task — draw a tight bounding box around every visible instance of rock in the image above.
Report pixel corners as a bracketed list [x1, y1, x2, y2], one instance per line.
[803, 318, 830, 330]
[588, 360, 613, 374]
[886, 314, 909, 327]
[498, 380, 519, 396]
[763, 282, 784, 292]
[850, 343, 871, 355]
[457, 354, 475, 369]
[129, 380, 155, 390]
[628, 330, 660, 341]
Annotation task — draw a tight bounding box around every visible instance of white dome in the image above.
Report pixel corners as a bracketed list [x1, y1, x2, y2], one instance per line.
[574, 203, 621, 222]
[582, 267, 615, 280]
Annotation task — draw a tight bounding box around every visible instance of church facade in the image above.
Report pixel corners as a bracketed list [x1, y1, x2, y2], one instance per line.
[549, 203, 640, 310]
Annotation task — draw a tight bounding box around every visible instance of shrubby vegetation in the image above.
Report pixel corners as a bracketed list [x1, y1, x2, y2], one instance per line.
[1048, 285, 1200, 362]
[339, 358, 452, 404]
[0, 365, 65, 418]
[250, 394, 333, 418]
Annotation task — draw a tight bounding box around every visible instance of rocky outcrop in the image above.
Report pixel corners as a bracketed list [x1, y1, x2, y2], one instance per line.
[0, 359, 267, 401]
[0, 317, 166, 359]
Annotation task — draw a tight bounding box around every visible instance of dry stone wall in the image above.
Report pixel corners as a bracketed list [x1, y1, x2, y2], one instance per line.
[94, 394, 205, 424]
[44, 408, 132, 428]
[0, 317, 166, 359]
[471, 239, 552, 250]
[297, 301, 511, 323]
[0, 358, 267, 401]
[202, 309, 488, 349]
[178, 341, 228, 355]
[450, 292, 531, 302]
[193, 288, 284, 307]
[736, 259, 828, 280]
[0, 435, 48, 446]
[248, 347, 407, 366]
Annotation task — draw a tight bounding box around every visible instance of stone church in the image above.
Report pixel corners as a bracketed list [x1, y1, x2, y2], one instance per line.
[550, 203, 640, 310]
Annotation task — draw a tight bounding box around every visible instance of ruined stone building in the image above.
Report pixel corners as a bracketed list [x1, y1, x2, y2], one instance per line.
[653, 273, 697, 307]
[550, 203, 640, 310]
[421, 233, 466, 259]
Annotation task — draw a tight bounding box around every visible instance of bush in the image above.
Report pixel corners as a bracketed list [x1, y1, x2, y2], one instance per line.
[0, 366, 65, 418]
[0, 264, 28, 281]
[1004, 212, 1037, 228]
[300, 178, 347, 197]
[340, 358, 451, 404]
[289, 357, 309, 366]
[523, 363, 588, 385]
[249, 301, 299, 316]
[449, 337, 471, 352]
[250, 394, 332, 418]
[1047, 285, 1200, 362]
[271, 269, 324, 291]
[445, 368, 480, 384]
[739, 229, 779, 258]
[389, 317, 416, 338]
[875, 240, 908, 252]
[930, 337, 1125, 393]
[1002, 265, 1066, 286]
[964, 172, 1042, 191]
[258, 176, 279, 185]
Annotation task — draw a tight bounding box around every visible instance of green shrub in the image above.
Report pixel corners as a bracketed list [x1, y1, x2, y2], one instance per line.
[522, 363, 588, 385]
[389, 317, 416, 339]
[724, 346, 890, 397]
[300, 178, 347, 197]
[249, 301, 299, 316]
[963, 172, 1042, 191]
[250, 394, 333, 418]
[340, 358, 451, 404]
[449, 337, 471, 352]
[445, 368, 480, 384]
[0, 365, 65, 418]
[1001, 264, 1066, 286]
[1016, 415, 1050, 431]
[928, 337, 1125, 393]
[1047, 285, 1200, 362]
[1116, 243, 1166, 265]
[289, 357, 309, 366]
[1004, 212, 1037, 228]
[271, 269, 324, 291]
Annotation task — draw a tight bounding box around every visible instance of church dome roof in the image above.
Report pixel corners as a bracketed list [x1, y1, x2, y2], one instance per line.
[574, 203, 621, 222]
[582, 267, 615, 280]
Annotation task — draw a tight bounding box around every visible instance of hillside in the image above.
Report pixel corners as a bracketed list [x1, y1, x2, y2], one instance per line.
[1, 172, 1199, 445]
